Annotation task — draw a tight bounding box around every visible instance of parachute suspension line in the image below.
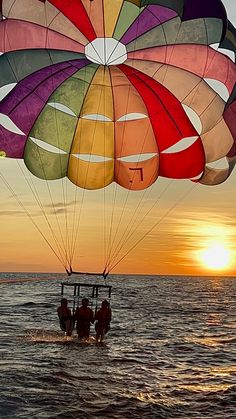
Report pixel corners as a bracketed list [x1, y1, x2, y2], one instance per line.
[68, 181, 86, 271]
[103, 67, 108, 273]
[103, 100, 152, 272]
[30, 54, 69, 267]
[0, 169, 67, 270]
[33, 118, 72, 270]
[17, 162, 69, 268]
[35, 47, 72, 270]
[108, 180, 200, 273]
[68, 0, 95, 271]
[68, 69, 91, 270]
[106, 51, 205, 266]
[104, 106, 161, 271]
[103, 4, 144, 276]
[1, 49, 69, 269]
[103, 14, 212, 272]
[46, 48, 72, 271]
[105, 178, 174, 274]
[103, 67, 117, 275]
[69, 66, 104, 271]
[103, 82, 133, 274]
[109, 50, 210, 265]
[104, 4, 158, 274]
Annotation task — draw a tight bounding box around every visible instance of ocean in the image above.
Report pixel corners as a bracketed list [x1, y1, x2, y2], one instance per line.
[0, 273, 236, 418]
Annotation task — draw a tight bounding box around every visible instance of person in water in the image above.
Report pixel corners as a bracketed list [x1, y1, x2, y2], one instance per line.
[94, 299, 112, 343]
[74, 298, 94, 339]
[57, 298, 73, 337]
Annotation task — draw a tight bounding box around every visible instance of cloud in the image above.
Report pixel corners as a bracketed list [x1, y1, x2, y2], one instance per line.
[0, 209, 25, 216]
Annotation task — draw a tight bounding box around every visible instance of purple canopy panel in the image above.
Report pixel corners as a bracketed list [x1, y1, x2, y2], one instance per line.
[0, 59, 89, 158]
[121, 5, 177, 45]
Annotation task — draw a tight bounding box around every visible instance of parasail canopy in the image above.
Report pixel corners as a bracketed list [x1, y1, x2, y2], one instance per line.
[0, 0, 236, 274]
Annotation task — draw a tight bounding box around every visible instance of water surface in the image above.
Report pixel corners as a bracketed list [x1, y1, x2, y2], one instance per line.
[1, 273, 236, 418]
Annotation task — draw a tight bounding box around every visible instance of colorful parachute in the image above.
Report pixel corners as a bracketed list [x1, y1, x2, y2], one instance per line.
[0, 0, 235, 190]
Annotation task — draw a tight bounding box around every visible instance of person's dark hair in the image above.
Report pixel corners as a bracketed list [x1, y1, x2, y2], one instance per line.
[82, 298, 89, 306]
[61, 298, 68, 305]
[102, 299, 109, 308]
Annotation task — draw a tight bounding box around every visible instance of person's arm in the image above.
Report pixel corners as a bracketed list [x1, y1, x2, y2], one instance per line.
[94, 309, 99, 321]
[74, 307, 79, 320]
[57, 307, 61, 319]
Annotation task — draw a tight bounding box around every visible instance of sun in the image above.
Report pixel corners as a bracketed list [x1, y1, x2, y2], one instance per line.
[199, 242, 231, 270]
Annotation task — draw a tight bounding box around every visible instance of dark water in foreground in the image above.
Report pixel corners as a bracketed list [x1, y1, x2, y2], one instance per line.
[0, 273, 236, 418]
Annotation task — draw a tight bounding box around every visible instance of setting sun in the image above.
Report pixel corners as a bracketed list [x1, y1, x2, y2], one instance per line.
[199, 243, 231, 271]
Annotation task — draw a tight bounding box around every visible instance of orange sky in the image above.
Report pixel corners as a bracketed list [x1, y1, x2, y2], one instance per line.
[1, 158, 236, 275]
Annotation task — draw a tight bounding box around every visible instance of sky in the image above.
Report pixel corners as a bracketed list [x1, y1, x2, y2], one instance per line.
[0, 0, 236, 276]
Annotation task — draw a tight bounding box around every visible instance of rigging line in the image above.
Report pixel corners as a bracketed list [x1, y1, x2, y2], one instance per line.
[68, 67, 93, 269]
[104, 1, 146, 267]
[104, 81, 134, 271]
[105, 115, 161, 268]
[69, 72, 105, 269]
[70, 68, 105, 269]
[0, 169, 67, 269]
[105, 178, 174, 273]
[30, 142, 70, 268]
[28, 63, 74, 269]
[2, 25, 69, 267]
[108, 179, 200, 273]
[44, 4, 69, 263]
[103, 4, 145, 271]
[104, 5, 145, 269]
[104, 67, 117, 270]
[68, 0, 97, 269]
[105, 131, 155, 270]
[105, 79, 170, 269]
[14, 60, 94, 270]
[108, 155, 226, 273]
[68, 68, 96, 268]
[68, 4, 98, 270]
[103, 67, 109, 270]
[46, 48, 71, 268]
[105, 7, 144, 269]
[105, 180, 157, 269]
[102, 66, 118, 271]
[107, 143, 232, 272]
[44, 3, 71, 267]
[106, 63, 204, 268]
[106, 52, 227, 270]
[107, 38, 210, 266]
[17, 162, 69, 267]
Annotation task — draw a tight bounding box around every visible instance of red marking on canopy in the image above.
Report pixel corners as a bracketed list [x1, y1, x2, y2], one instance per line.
[48, 0, 96, 41]
[118, 64, 205, 179]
